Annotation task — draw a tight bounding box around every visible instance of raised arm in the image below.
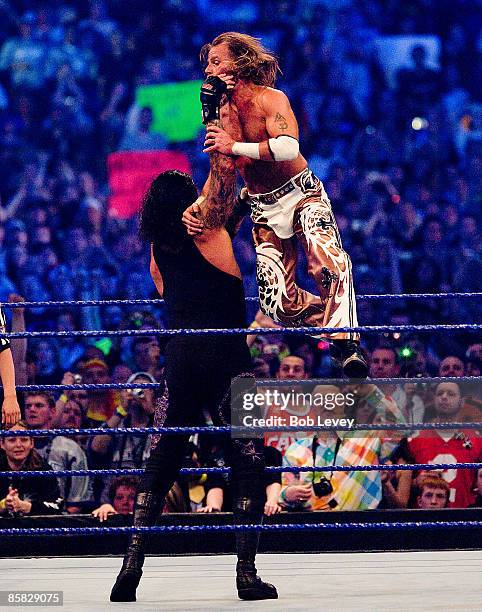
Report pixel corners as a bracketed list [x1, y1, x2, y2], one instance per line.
[202, 118, 237, 229]
[183, 76, 238, 232]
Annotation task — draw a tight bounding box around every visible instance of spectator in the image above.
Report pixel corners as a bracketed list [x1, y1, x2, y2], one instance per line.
[199, 446, 282, 516]
[369, 346, 400, 380]
[280, 382, 402, 512]
[55, 312, 85, 369]
[439, 355, 465, 377]
[264, 355, 311, 454]
[50, 370, 90, 430]
[88, 372, 156, 503]
[369, 346, 425, 423]
[415, 475, 450, 509]
[280, 430, 383, 512]
[24, 392, 92, 513]
[0, 13, 46, 90]
[407, 382, 482, 508]
[54, 396, 90, 452]
[30, 340, 63, 385]
[119, 106, 167, 151]
[466, 344, 482, 363]
[396, 44, 442, 120]
[468, 469, 482, 508]
[277, 356, 307, 380]
[0, 420, 63, 516]
[131, 337, 162, 381]
[291, 340, 317, 377]
[379, 457, 412, 509]
[398, 338, 435, 378]
[252, 356, 272, 378]
[92, 475, 138, 522]
[82, 359, 122, 424]
[465, 357, 481, 378]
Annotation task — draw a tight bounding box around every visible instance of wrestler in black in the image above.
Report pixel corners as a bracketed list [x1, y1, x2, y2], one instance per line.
[110, 85, 277, 602]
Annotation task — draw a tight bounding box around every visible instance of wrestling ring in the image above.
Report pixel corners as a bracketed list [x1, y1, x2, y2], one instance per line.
[0, 291, 481, 610]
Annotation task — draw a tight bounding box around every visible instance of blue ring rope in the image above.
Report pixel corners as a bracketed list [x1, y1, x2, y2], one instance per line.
[1, 292, 481, 310]
[1, 422, 481, 438]
[14, 375, 482, 393]
[255, 375, 481, 385]
[1, 462, 481, 479]
[1, 292, 481, 309]
[1, 521, 481, 537]
[16, 383, 162, 392]
[1, 323, 481, 340]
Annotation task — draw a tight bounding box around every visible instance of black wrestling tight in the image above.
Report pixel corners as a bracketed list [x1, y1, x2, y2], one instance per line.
[138, 339, 266, 560]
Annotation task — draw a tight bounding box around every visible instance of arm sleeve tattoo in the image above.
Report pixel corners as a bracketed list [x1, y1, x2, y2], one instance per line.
[202, 119, 238, 230]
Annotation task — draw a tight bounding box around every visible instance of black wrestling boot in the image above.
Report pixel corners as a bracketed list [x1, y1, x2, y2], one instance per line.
[234, 497, 278, 601]
[236, 559, 278, 601]
[332, 340, 368, 379]
[110, 491, 162, 602]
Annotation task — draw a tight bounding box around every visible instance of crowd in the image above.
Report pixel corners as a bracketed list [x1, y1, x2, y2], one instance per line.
[1, 327, 481, 517]
[0, 0, 481, 518]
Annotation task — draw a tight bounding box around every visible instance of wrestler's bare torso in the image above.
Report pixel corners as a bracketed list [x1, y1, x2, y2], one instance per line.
[227, 86, 307, 193]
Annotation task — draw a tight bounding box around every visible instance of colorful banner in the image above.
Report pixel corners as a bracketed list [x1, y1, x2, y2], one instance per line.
[107, 150, 192, 219]
[136, 80, 203, 143]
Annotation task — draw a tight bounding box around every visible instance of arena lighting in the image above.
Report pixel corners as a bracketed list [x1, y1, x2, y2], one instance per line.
[400, 346, 414, 359]
[411, 117, 429, 130]
[317, 340, 331, 351]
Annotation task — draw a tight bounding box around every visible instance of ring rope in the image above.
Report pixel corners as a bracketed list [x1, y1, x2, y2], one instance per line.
[1, 422, 481, 438]
[13, 375, 482, 393]
[2, 463, 481, 479]
[17, 383, 163, 392]
[2, 295, 478, 543]
[1, 521, 481, 537]
[1, 292, 481, 309]
[256, 376, 481, 385]
[1, 323, 481, 340]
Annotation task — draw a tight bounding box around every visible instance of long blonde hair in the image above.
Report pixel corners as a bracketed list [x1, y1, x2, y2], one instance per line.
[200, 32, 281, 87]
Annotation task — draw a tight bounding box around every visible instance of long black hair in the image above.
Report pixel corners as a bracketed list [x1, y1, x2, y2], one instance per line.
[139, 170, 198, 252]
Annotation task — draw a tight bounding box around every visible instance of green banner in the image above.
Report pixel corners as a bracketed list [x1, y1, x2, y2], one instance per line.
[136, 80, 203, 143]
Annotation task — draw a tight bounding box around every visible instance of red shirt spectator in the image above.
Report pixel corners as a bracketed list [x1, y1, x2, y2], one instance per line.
[408, 382, 482, 507]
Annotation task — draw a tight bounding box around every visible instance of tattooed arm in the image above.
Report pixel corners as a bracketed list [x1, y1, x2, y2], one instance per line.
[201, 119, 238, 229]
[258, 88, 300, 161]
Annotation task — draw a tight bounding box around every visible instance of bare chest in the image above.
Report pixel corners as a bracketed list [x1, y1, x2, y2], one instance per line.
[221, 98, 267, 140]
[224, 101, 268, 176]
[236, 100, 268, 142]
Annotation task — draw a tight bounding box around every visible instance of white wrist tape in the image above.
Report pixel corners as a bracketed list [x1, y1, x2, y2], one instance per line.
[232, 141, 260, 159]
[268, 135, 299, 161]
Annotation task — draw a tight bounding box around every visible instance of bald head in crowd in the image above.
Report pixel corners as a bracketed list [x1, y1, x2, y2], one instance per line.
[433, 381, 463, 420]
[439, 356, 464, 378]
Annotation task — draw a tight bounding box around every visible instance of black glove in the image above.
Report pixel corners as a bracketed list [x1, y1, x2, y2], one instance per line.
[200, 76, 228, 124]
